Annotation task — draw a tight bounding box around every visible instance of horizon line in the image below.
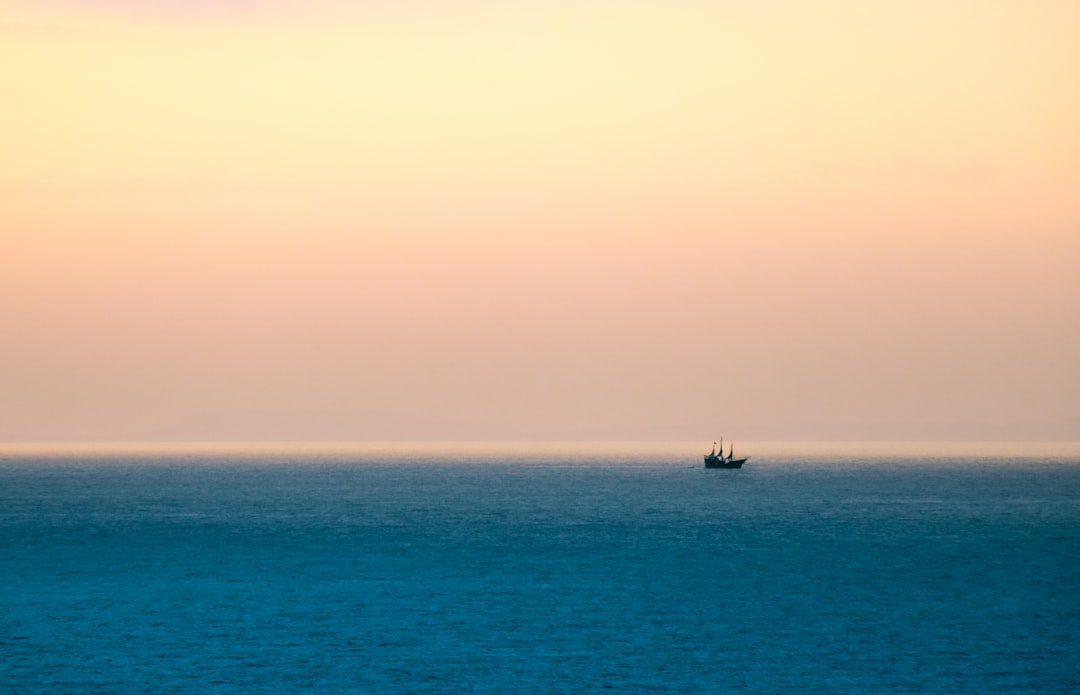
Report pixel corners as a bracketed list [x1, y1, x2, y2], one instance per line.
[3, 439, 1078, 446]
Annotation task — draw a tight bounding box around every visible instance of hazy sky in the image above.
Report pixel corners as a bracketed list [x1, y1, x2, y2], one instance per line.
[2, 0, 1078, 441]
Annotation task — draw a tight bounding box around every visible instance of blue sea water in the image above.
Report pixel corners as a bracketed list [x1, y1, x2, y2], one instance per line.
[2, 441, 1079, 693]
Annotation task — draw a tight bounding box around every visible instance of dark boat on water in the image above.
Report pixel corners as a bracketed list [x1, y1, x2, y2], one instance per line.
[704, 438, 749, 468]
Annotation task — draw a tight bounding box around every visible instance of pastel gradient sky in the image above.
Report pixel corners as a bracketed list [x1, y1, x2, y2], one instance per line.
[2, 0, 1078, 441]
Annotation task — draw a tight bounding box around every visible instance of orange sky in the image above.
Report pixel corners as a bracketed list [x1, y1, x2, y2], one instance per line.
[2, 0, 1078, 441]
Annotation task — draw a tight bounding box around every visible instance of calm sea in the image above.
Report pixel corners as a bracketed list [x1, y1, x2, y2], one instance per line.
[2, 442, 1078, 693]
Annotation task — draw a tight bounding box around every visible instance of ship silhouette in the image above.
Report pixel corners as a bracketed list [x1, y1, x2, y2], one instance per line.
[704, 438, 749, 468]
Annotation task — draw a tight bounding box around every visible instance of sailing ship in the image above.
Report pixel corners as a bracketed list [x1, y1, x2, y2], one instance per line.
[704, 438, 749, 468]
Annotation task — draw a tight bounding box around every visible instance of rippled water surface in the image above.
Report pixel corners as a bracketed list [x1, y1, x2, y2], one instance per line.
[2, 442, 1079, 693]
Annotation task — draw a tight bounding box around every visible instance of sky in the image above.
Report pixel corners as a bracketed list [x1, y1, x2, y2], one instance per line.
[1, 0, 1078, 442]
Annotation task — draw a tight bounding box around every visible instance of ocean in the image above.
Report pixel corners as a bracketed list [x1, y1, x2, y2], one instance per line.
[2, 442, 1078, 693]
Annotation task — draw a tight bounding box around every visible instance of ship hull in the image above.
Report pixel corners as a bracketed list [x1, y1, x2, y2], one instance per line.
[704, 456, 749, 469]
